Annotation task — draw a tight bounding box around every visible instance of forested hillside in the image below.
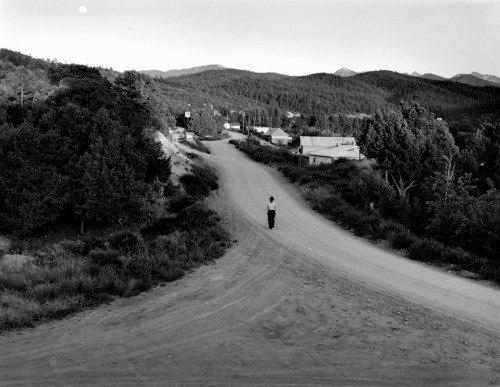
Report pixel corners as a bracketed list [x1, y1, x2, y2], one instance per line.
[161, 68, 500, 127]
[2, 48, 498, 236]
[0, 49, 170, 234]
[0, 49, 231, 330]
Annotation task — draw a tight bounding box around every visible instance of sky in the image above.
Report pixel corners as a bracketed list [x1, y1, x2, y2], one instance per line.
[0, 0, 499, 77]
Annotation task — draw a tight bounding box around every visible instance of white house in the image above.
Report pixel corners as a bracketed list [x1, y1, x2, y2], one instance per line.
[308, 145, 362, 165]
[185, 132, 194, 141]
[270, 128, 293, 146]
[285, 110, 301, 119]
[229, 122, 241, 130]
[299, 136, 356, 155]
[223, 122, 231, 130]
[251, 126, 271, 134]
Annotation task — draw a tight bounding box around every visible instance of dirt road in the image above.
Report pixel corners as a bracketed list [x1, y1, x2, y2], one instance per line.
[1, 137, 498, 385]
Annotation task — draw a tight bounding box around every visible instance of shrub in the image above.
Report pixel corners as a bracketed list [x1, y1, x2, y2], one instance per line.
[192, 163, 218, 190]
[107, 231, 145, 253]
[0, 291, 42, 328]
[88, 248, 121, 266]
[408, 239, 446, 262]
[177, 203, 221, 231]
[168, 192, 195, 213]
[388, 228, 417, 249]
[140, 215, 178, 237]
[81, 235, 106, 253]
[60, 236, 106, 256]
[234, 142, 295, 165]
[441, 247, 488, 273]
[179, 173, 211, 198]
[179, 161, 219, 199]
[59, 239, 87, 255]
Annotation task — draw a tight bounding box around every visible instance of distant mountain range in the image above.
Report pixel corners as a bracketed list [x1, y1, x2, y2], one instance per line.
[342, 68, 500, 88]
[450, 74, 498, 87]
[1, 48, 498, 125]
[141, 63, 498, 88]
[411, 71, 499, 87]
[140, 64, 226, 78]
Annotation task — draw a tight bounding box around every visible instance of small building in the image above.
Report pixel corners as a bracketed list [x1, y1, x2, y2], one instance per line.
[300, 136, 356, 155]
[251, 126, 271, 134]
[270, 128, 293, 146]
[223, 122, 231, 130]
[229, 122, 241, 130]
[308, 145, 362, 165]
[185, 132, 194, 141]
[285, 110, 301, 119]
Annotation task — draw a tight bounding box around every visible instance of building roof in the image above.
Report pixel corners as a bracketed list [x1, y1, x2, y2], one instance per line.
[300, 136, 356, 147]
[251, 126, 271, 133]
[308, 145, 360, 159]
[270, 128, 292, 138]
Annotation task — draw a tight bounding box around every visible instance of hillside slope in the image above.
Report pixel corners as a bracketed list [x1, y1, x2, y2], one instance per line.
[2, 48, 498, 126]
[451, 74, 498, 87]
[162, 68, 500, 120]
[140, 64, 225, 78]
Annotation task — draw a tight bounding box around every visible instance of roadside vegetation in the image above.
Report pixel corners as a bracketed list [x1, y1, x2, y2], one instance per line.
[0, 50, 230, 331]
[0, 157, 229, 331]
[180, 138, 211, 154]
[231, 103, 499, 281]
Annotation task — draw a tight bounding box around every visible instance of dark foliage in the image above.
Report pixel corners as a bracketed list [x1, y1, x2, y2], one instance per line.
[0, 52, 170, 234]
[88, 248, 121, 266]
[0, 50, 231, 331]
[107, 231, 145, 253]
[179, 163, 219, 198]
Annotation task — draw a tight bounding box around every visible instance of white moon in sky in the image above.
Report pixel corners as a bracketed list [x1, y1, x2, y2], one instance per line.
[78, 5, 87, 14]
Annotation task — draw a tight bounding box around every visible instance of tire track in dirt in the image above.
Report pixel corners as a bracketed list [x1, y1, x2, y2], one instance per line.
[0, 136, 498, 386]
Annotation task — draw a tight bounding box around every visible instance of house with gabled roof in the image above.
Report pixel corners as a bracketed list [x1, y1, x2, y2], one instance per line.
[269, 128, 293, 146]
[308, 145, 362, 165]
[299, 136, 356, 155]
[250, 126, 271, 134]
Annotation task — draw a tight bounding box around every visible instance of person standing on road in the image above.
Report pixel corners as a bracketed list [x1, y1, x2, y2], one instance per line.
[267, 196, 276, 229]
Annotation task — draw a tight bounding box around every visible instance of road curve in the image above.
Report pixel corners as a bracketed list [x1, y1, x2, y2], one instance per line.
[0, 136, 498, 386]
[211, 137, 499, 331]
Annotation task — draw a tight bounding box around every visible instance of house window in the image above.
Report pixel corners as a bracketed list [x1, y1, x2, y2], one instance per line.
[313, 157, 316, 163]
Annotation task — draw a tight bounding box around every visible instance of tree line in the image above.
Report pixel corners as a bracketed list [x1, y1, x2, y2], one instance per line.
[357, 102, 499, 266]
[0, 50, 169, 234]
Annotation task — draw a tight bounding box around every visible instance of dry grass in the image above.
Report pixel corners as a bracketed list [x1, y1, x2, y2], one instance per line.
[0, 204, 230, 331]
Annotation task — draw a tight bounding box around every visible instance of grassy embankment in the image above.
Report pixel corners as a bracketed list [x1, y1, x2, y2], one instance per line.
[230, 139, 497, 281]
[0, 161, 231, 331]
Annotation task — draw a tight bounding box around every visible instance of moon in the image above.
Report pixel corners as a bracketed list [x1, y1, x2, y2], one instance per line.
[78, 5, 87, 14]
